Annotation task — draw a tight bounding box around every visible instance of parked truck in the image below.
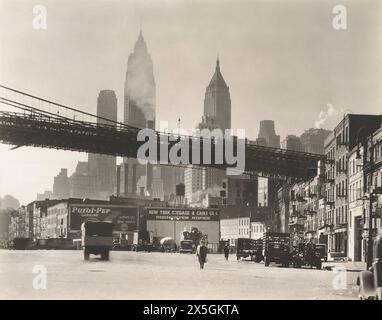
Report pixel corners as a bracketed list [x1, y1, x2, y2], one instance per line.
[263, 232, 292, 267]
[131, 230, 154, 252]
[81, 221, 113, 261]
[236, 238, 264, 262]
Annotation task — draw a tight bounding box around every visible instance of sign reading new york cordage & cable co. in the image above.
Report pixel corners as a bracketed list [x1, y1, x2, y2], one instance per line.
[146, 208, 220, 221]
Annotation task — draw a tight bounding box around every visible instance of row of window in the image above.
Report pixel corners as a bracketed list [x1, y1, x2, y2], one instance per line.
[238, 219, 249, 226]
[336, 155, 347, 174]
[371, 139, 382, 162]
[349, 156, 362, 176]
[324, 205, 348, 225]
[336, 126, 349, 150]
[335, 179, 348, 198]
[349, 180, 363, 202]
[238, 228, 249, 235]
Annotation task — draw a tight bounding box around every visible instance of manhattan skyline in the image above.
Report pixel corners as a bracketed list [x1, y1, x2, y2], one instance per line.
[0, 0, 381, 204]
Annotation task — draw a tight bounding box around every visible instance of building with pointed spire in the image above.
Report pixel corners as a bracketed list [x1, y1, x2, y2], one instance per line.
[124, 30, 156, 129]
[201, 57, 231, 131]
[186, 57, 232, 205]
[120, 30, 158, 197]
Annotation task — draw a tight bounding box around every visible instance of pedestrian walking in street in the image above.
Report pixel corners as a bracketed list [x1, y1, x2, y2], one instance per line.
[196, 241, 208, 269]
[223, 244, 230, 261]
[305, 238, 315, 269]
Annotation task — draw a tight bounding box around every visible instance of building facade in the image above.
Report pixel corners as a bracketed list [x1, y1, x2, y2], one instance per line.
[257, 120, 280, 149]
[300, 128, 331, 155]
[281, 135, 303, 152]
[324, 114, 381, 259]
[88, 89, 118, 197]
[221, 175, 258, 206]
[53, 169, 70, 199]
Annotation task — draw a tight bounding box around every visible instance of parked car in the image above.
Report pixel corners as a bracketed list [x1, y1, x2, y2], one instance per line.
[357, 235, 382, 300]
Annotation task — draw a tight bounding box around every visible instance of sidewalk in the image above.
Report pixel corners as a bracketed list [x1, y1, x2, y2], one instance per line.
[322, 261, 366, 272]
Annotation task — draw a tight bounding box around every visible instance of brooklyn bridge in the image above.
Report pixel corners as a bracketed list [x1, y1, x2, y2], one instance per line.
[0, 84, 323, 180]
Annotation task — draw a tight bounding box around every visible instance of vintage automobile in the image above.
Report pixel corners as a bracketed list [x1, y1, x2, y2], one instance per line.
[357, 235, 382, 300]
[236, 238, 264, 262]
[291, 243, 322, 269]
[263, 232, 292, 267]
[131, 231, 154, 252]
[179, 239, 194, 254]
[160, 237, 177, 252]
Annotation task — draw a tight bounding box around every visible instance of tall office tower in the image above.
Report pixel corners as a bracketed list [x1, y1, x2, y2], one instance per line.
[88, 90, 118, 198]
[185, 58, 232, 203]
[257, 120, 280, 221]
[281, 135, 303, 152]
[300, 128, 331, 154]
[121, 30, 156, 196]
[53, 168, 70, 199]
[203, 57, 231, 131]
[184, 166, 204, 204]
[257, 120, 280, 148]
[161, 166, 184, 201]
[69, 161, 98, 199]
[201, 57, 231, 189]
[124, 30, 155, 128]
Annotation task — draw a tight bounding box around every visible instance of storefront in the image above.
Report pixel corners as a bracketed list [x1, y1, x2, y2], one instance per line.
[330, 226, 347, 258]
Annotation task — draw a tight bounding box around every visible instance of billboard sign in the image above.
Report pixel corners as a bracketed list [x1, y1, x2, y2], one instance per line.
[69, 205, 138, 231]
[146, 208, 220, 221]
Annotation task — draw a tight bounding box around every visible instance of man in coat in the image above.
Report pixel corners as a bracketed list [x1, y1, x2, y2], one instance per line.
[196, 241, 208, 269]
[223, 244, 230, 261]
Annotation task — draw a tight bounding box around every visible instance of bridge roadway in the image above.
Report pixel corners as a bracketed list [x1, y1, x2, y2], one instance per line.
[0, 110, 323, 179]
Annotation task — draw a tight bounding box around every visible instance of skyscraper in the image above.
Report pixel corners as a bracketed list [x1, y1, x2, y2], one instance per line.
[88, 90, 118, 197]
[53, 168, 69, 199]
[281, 135, 303, 152]
[257, 120, 280, 148]
[202, 57, 231, 131]
[185, 57, 231, 204]
[121, 30, 156, 196]
[257, 120, 280, 218]
[124, 30, 156, 128]
[299, 128, 331, 154]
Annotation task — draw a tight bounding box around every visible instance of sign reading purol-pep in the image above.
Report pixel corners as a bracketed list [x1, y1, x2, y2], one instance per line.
[146, 208, 220, 221]
[70, 205, 138, 231]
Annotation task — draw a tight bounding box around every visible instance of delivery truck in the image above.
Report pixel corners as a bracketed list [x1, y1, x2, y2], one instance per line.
[81, 221, 113, 261]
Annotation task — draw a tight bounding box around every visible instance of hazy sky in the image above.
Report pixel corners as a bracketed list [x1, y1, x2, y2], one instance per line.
[0, 0, 381, 204]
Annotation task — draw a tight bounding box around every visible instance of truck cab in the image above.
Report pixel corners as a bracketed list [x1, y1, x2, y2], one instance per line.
[132, 230, 153, 252]
[236, 238, 264, 262]
[263, 232, 292, 267]
[81, 221, 113, 261]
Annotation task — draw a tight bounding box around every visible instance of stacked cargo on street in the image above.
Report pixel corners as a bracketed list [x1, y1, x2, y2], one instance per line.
[144, 207, 220, 252]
